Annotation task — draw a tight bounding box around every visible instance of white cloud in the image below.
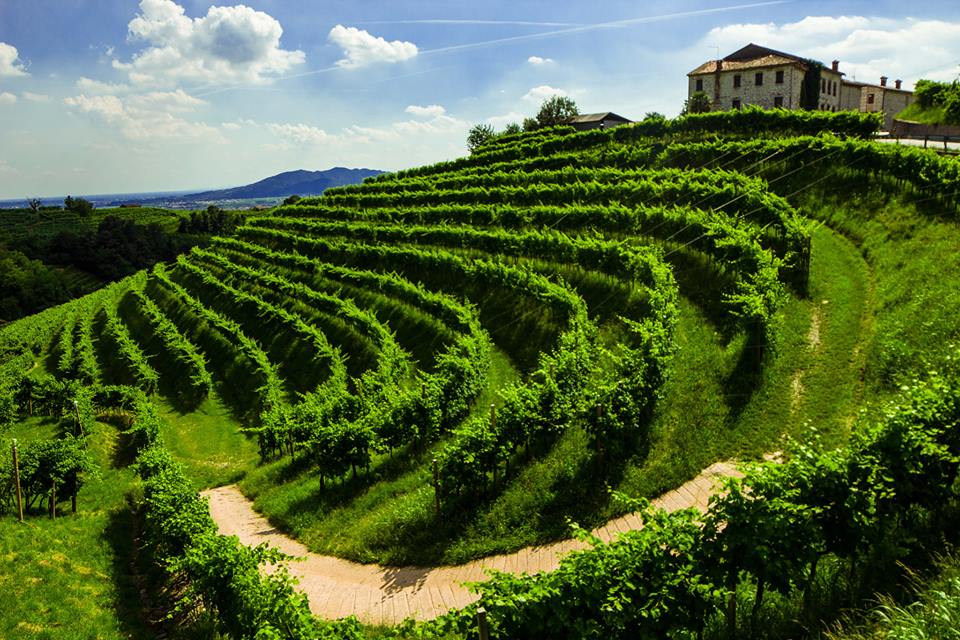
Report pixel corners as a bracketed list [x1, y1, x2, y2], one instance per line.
[328, 25, 418, 69]
[700, 17, 960, 87]
[117, 0, 305, 87]
[22, 92, 50, 103]
[527, 56, 555, 66]
[405, 104, 446, 118]
[64, 89, 222, 142]
[265, 107, 467, 149]
[0, 92, 17, 105]
[486, 111, 525, 128]
[0, 43, 28, 78]
[77, 77, 131, 95]
[266, 122, 331, 145]
[221, 121, 242, 130]
[523, 84, 568, 103]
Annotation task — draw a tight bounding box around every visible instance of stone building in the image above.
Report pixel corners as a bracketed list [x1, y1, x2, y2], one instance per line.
[688, 44, 913, 129]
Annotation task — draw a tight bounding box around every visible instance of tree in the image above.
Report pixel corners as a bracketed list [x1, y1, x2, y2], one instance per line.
[64, 195, 94, 216]
[27, 198, 41, 213]
[682, 92, 712, 115]
[502, 122, 522, 135]
[282, 194, 301, 206]
[535, 95, 579, 128]
[466, 123, 496, 153]
[522, 117, 539, 132]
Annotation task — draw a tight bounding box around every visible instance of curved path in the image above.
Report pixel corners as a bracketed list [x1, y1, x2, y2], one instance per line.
[203, 460, 741, 625]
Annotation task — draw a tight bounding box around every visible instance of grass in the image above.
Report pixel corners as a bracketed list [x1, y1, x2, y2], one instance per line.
[794, 188, 960, 396]
[0, 419, 148, 639]
[896, 103, 953, 126]
[156, 393, 259, 489]
[828, 556, 960, 640]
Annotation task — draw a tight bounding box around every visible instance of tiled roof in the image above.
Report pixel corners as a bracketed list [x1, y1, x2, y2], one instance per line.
[567, 112, 632, 124]
[688, 54, 805, 76]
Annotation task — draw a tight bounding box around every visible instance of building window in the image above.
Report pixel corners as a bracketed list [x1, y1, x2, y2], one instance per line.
[695, 78, 703, 92]
[776, 70, 784, 84]
[733, 74, 741, 88]
[755, 72, 763, 86]
[833, 83, 837, 96]
[732, 99, 742, 110]
[774, 96, 784, 108]
[821, 79, 826, 93]
[867, 93, 875, 104]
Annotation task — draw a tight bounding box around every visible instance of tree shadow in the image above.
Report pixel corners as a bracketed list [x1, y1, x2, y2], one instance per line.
[102, 505, 157, 640]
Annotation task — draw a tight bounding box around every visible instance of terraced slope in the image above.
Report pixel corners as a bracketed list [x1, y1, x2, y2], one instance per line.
[4, 109, 960, 639]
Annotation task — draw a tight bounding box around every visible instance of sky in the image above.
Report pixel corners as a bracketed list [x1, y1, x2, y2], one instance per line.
[0, 0, 959, 199]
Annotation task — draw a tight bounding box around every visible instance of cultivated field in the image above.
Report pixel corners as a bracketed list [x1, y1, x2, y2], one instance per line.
[3, 108, 960, 639]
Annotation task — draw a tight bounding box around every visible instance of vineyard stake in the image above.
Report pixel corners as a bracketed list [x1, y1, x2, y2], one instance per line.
[72, 399, 82, 435]
[50, 479, 56, 520]
[432, 458, 440, 521]
[12, 440, 23, 523]
[477, 607, 490, 640]
[490, 405, 497, 486]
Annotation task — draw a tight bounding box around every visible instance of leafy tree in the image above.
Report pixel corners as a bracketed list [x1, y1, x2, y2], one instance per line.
[502, 122, 522, 135]
[522, 117, 539, 132]
[27, 198, 41, 212]
[682, 91, 712, 115]
[282, 194, 302, 206]
[466, 123, 496, 153]
[0, 249, 69, 320]
[63, 195, 94, 216]
[535, 95, 579, 128]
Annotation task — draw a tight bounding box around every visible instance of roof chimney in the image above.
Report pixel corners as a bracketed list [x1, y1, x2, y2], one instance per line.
[832, 60, 839, 72]
[880, 76, 888, 87]
[895, 79, 902, 90]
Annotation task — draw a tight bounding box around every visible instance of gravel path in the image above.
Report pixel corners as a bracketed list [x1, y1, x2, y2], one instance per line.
[203, 460, 740, 624]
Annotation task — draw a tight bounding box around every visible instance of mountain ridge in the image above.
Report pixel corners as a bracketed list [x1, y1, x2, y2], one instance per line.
[185, 167, 384, 200]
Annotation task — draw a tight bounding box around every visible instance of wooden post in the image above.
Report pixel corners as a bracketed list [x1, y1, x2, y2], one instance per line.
[50, 479, 56, 520]
[490, 405, 498, 487]
[432, 458, 440, 521]
[924, 135, 929, 148]
[12, 440, 23, 523]
[477, 607, 490, 640]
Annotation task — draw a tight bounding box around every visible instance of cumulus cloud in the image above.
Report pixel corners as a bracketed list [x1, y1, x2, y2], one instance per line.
[527, 56, 555, 66]
[523, 84, 568, 103]
[266, 122, 331, 145]
[486, 111, 525, 128]
[64, 88, 222, 142]
[22, 92, 50, 103]
[77, 77, 131, 95]
[264, 107, 467, 150]
[328, 25, 418, 69]
[700, 16, 960, 87]
[405, 104, 446, 118]
[0, 43, 28, 78]
[0, 92, 17, 105]
[117, 0, 304, 87]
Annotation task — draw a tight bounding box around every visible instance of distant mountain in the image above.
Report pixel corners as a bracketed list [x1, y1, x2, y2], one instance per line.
[184, 167, 384, 200]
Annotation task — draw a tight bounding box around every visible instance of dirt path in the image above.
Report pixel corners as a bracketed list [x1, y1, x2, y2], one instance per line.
[202, 460, 741, 625]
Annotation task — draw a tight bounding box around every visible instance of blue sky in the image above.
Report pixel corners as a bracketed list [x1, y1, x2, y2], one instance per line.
[0, 0, 959, 198]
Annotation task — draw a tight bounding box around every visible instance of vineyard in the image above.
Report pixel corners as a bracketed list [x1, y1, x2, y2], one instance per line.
[3, 107, 960, 639]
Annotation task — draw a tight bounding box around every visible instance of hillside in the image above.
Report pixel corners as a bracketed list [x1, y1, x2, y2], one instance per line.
[184, 167, 384, 200]
[3, 108, 960, 639]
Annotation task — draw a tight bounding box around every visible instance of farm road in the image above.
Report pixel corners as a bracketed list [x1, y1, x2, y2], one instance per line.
[203, 461, 740, 625]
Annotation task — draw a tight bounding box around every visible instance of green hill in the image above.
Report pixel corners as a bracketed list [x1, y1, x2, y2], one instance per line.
[3, 108, 960, 639]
